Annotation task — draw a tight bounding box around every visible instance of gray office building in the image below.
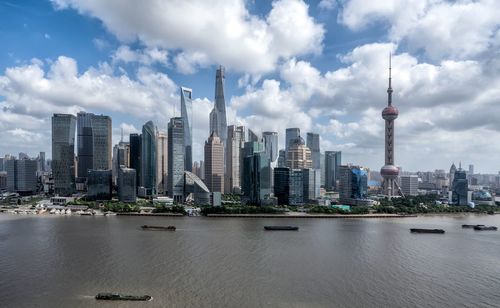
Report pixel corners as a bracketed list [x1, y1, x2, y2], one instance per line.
[5, 158, 38, 194]
[141, 121, 157, 197]
[289, 169, 303, 206]
[181, 86, 193, 172]
[285, 128, 300, 152]
[277, 149, 286, 168]
[325, 151, 341, 191]
[87, 170, 112, 200]
[52, 113, 76, 196]
[225, 125, 245, 193]
[452, 167, 468, 206]
[339, 165, 370, 206]
[262, 131, 279, 163]
[118, 167, 136, 203]
[38, 152, 46, 172]
[242, 142, 271, 205]
[168, 117, 185, 203]
[77, 112, 112, 178]
[306, 133, 320, 170]
[401, 175, 419, 196]
[302, 168, 319, 203]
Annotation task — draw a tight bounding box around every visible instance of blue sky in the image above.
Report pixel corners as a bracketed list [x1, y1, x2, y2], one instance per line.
[1, 0, 500, 173]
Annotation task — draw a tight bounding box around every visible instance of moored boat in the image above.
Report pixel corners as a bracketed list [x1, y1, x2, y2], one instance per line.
[264, 226, 299, 231]
[141, 225, 176, 231]
[410, 228, 445, 234]
[473, 225, 497, 231]
[95, 293, 152, 301]
[462, 224, 485, 228]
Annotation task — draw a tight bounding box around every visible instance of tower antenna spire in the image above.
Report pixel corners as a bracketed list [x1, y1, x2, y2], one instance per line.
[388, 53, 393, 106]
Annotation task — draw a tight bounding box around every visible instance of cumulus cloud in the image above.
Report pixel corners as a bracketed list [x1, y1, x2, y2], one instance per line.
[339, 0, 500, 60]
[112, 45, 168, 66]
[50, 0, 324, 74]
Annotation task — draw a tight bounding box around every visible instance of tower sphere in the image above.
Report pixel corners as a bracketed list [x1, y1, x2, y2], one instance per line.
[380, 164, 399, 179]
[382, 105, 399, 120]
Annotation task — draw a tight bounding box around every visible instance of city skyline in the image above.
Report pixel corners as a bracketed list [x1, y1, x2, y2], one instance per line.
[1, 1, 500, 173]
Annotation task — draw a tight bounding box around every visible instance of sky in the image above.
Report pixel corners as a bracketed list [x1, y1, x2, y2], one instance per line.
[1, 0, 500, 174]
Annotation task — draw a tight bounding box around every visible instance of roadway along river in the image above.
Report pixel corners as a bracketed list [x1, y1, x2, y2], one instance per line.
[1, 214, 499, 307]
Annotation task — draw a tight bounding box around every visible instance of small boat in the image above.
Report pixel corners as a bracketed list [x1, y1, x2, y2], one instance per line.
[473, 225, 497, 231]
[141, 225, 176, 231]
[462, 224, 485, 228]
[264, 226, 299, 231]
[410, 228, 445, 234]
[95, 293, 152, 301]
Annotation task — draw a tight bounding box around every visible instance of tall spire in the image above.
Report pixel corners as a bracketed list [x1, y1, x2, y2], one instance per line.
[387, 53, 393, 106]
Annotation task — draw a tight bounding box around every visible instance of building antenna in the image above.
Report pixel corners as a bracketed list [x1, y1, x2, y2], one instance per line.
[120, 127, 124, 143]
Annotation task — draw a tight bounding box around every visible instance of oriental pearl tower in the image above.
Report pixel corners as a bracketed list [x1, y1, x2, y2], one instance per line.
[381, 55, 404, 198]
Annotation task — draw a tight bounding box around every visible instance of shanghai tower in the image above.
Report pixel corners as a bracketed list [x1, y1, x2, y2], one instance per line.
[209, 66, 227, 146]
[380, 55, 404, 198]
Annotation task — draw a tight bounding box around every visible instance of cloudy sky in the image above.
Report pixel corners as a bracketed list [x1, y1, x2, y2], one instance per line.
[1, 0, 500, 173]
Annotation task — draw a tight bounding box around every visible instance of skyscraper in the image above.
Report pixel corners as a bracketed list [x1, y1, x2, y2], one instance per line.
[247, 128, 259, 142]
[140, 121, 157, 196]
[112, 141, 129, 185]
[77, 112, 93, 179]
[262, 131, 279, 163]
[5, 158, 38, 194]
[204, 132, 224, 192]
[306, 133, 320, 169]
[181, 86, 193, 172]
[380, 56, 404, 197]
[209, 66, 227, 146]
[118, 167, 136, 203]
[289, 169, 304, 206]
[92, 114, 112, 170]
[76, 112, 112, 177]
[274, 167, 290, 205]
[38, 152, 46, 172]
[52, 113, 76, 196]
[452, 166, 468, 206]
[286, 137, 312, 169]
[400, 175, 419, 196]
[277, 149, 286, 168]
[468, 164, 474, 176]
[339, 165, 369, 206]
[156, 131, 168, 194]
[129, 133, 141, 188]
[225, 125, 245, 193]
[325, 151, 341, 191]
[285, 128, 300, 153]
[168, 117, 185, 202]
[242, 141, 271, 205]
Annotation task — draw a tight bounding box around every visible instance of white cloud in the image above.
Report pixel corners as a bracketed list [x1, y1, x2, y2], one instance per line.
[318, 0, 336, 10]
[112, 45, 168, 66]
[50, 0, 325, 74]
[339, 0, 500, 60]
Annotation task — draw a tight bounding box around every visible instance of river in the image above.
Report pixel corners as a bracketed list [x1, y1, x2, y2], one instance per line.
[1, 214, 499, 307]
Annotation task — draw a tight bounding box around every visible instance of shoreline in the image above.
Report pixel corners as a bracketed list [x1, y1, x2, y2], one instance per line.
[205, 213, 417, 218]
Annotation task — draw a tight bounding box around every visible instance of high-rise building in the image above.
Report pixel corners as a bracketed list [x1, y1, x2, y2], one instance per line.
[140, 121, 157, 196]
[92, 115, 112, 170]
[469, 164, 474, 176]
[277, 149, 286, 168]
[38, 152, 46, 172]
[380, 56, 404, 197]
[320, 152, 325, 186]
[129, 133, 141, 188]
[87, 170, 112, 200]
[306, 133, 320, 170]
[452, 166, 468, 206]
[262, 131, 279, 163]
[18, 152, 29, 160]
[204, 132, 224, 192]
[156, 131, 168, 194]
[286, 137, 312, 169]
[77, 112, 93, 178]
[5, 158, 38, 194]
[181, 86, 193, 172]
[118, 167, 136, 203]
[325, 151, 341, 191]
[274, 167, 290, 205]
[302, 168, 320, 202]
[168, 117, 185, 202]
[209, 66, 227, 146]
[339, 165, 369, 206]
[76, 112, 112, 178]
[289, 169, 303, 205]
[285, 128, 300, 154]
[0, 157, 4, 172]
[52, 113, 76, 196]
[400, 175, 419, 196]
[242, 141, 271, 205]
[225, 125, 245, 193]
[112, 141, 129, 185]
[247, 128, 259, 143]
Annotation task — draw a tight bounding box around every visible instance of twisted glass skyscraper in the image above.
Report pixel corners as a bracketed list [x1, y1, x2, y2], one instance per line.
[209, 66, 227, 146]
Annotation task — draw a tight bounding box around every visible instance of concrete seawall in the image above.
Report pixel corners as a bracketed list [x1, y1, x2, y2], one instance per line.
[206, 214, 417, 218]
